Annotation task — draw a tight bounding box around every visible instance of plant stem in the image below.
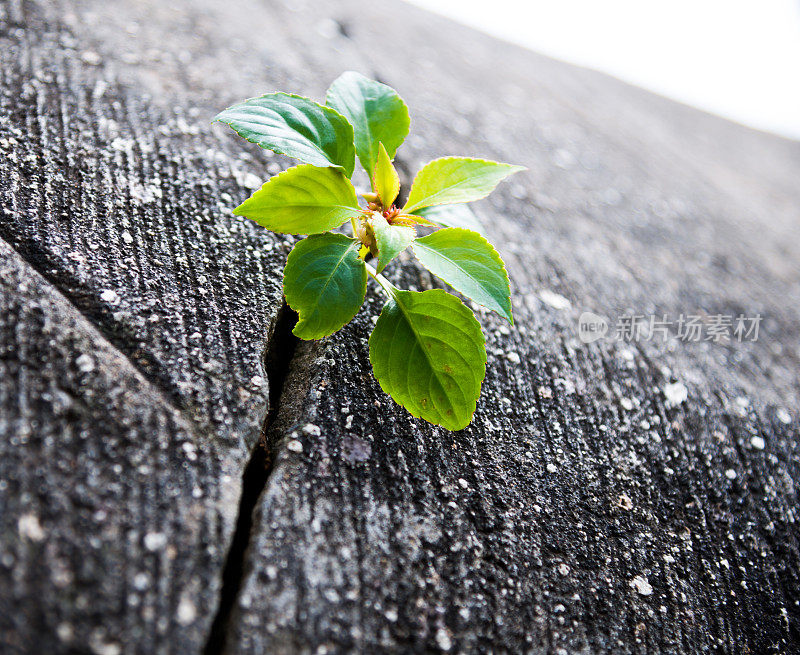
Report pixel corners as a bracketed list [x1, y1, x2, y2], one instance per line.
[364, 262, 396, 300]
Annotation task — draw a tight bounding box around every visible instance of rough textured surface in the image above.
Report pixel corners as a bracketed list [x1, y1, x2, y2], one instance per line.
[0, 0, 290, 652]
[0, 240, 244, 653]
[235, 290, 800, 654]
[1, 0, 799, 653]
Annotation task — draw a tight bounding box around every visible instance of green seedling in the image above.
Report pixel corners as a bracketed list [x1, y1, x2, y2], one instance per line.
[216, 71, 523, 430]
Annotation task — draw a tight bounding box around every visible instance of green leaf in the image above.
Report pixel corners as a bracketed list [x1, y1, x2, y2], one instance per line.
[216, 93, 355, 176]
[370, 213, 415, 273]
[412, 228, 513, 323]
[374, 143, 400, 208]
[369, 289, 487, 431]
[283, 233, 366, 340]
[410, 204, 484, 234]
[403, 157, 524, 213]
[234, 165, 360, 235]
[326, 72, 410, 178]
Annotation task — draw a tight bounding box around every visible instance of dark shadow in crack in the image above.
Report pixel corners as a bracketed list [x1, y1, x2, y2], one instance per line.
[203, 303, 299, 654]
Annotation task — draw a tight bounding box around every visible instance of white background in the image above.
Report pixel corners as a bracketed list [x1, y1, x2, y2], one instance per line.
[409, 0, 800, 140]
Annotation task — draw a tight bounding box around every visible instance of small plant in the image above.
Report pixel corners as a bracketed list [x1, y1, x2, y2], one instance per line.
[216, 72, 523, 431]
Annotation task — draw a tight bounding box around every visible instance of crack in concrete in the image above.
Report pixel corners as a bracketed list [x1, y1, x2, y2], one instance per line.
[202, 303, 299, 655]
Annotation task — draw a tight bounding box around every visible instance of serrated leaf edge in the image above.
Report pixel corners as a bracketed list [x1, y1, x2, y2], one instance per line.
[232, 165, 362, 236]
[283, 235, 366, 340]
[403, 157, 526, 213]
[411, 228, 514, 323]
[368, 288, 487, 431]
[215, 92, 356, 176]
[325, 75, 411, 177]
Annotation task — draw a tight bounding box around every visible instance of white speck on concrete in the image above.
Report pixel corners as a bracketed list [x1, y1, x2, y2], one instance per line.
[133, 573, 149, 590]
[435, 628, 452, 651]
[176, 597, 197, 625]
[620, 397, 634, 411]
[539, 289, 571, 310]
[18, 513, 45, 542]
[80, 50, 102, 66]
[750, 436, 765, 450]
[182, 442, 197, 461]
[287, 439, 303, 453]
[302, 423, 321, 436]
[316, 17, 340, 39]
[89, 631, 121, 655]
[630, 575, 653, 596]
[725, 469, 737, 480]
[776, 408, 791, 424]
[57, 622, 74, 642]
[76, 354, 95, 373]
[506, 351, 521, 364]
[129, 182, 162, 204]
[558, 563, 570, 576]
[663, 381, 688, 408]
[100, 289, 120, 304]
[242, 172, 262, 190]
[546, 463, 558, 473]
[121, 230, 133, 244]
[110, 137, 134, 153]
[143, 532, 167, 551]
[556, 377, 576, 394]
[458, 478, 469, 489]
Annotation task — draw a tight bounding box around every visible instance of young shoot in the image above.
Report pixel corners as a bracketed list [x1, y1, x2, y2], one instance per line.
[216, 71, 523, 430]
